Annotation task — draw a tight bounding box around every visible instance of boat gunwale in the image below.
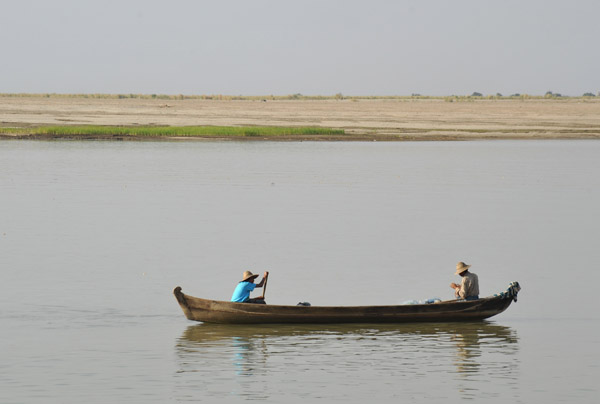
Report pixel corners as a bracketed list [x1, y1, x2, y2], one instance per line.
[180, 293, 502, 310]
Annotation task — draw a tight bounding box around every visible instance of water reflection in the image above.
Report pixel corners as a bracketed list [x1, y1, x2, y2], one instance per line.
[174, 322, 519, 402]
[229, 335, 267, 377]
[448, 323, 517, 375]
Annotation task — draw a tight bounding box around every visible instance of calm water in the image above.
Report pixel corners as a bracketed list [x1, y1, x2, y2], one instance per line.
[1, 140, 599, 403]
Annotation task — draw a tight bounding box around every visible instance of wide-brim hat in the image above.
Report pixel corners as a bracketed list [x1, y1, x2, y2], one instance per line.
[455, 262, 471, 275]
[241, 270, 259, 282]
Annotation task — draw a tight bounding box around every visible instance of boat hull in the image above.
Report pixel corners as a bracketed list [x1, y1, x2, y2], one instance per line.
[173, 287, 515, 324]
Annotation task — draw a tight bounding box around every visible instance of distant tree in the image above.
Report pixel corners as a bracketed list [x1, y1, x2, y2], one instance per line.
[471, 92, 483, 97]
[511, 93, 520, 97]
[545, 91, 554, 97]
[583, 92, 596, 97]
[334, 93, 344, 100]
[411, 93, 421, 97]
[496, 93, 503, 97]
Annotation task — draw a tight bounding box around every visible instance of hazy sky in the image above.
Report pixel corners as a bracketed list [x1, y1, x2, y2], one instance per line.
[2, 0, 599, 96]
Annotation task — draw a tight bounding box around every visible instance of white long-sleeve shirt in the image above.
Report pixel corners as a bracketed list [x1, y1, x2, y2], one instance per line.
[458, 271, 479, 299]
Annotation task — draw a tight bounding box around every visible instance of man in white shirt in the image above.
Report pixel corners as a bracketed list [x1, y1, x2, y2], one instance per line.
[450, 261, 479, 300]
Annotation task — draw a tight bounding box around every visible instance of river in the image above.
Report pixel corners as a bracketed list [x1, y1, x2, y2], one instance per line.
[1, 140, 598, 403]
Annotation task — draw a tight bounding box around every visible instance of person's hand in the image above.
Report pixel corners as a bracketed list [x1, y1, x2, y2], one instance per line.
[264, 271, 269, 278]
[450, 282, 458, 289]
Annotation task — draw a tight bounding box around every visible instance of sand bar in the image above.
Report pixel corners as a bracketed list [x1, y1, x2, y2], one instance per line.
[1, 96, 600, 140]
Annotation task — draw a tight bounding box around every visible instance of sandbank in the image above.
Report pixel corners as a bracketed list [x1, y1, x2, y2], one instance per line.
[1, 96, 600, 141]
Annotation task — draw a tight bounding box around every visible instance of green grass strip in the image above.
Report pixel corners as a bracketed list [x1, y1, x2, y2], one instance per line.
[0, 125, 345, 137]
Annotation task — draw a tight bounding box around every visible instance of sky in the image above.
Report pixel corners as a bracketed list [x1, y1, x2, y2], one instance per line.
[2, 0, 599, 96]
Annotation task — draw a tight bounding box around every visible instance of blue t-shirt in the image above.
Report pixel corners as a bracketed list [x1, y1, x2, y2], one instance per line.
[231, 281, 256, 302]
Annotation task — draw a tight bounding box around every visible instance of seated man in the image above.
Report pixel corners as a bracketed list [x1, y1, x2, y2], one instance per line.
[450, 262, 479, 300]
[231, 270, 269, 304]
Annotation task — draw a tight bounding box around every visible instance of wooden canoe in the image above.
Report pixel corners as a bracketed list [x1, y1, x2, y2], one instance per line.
[173, 284, 520, 324]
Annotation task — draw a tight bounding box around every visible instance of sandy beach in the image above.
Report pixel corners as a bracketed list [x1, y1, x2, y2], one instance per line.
[2, 96, 600, 140]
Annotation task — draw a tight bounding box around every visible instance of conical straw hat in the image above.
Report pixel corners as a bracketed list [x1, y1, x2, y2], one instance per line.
[455, 262, 471, 275]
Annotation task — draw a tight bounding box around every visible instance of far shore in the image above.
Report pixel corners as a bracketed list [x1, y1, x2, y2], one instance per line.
[2, 95, 600, 141]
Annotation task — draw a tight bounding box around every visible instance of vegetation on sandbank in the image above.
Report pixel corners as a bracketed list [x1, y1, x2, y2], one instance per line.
[0, 125, 345, 139]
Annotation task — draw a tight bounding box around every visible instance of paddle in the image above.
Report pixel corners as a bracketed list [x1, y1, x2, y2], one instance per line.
[259, 272, 269, 299]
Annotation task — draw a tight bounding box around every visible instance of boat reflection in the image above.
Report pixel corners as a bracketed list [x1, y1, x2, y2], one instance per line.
[175, 321, 518, 378]
[447, 322, 518, 375]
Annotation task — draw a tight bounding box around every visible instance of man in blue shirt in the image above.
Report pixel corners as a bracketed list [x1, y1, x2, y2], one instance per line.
[231, 270, 269, 304]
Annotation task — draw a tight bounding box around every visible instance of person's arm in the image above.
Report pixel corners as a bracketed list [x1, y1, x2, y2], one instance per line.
[450, 282, 460, 297]
[256, 271, 269, 288]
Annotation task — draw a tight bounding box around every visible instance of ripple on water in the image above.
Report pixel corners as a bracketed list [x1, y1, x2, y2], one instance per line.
[172, 322, 519, 402]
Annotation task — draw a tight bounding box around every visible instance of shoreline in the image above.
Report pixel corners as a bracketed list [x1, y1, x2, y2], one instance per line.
[2, 130, 599, 142]
[2, 96, 600, 141]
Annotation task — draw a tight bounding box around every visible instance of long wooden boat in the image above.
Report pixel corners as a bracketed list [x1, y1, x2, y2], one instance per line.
[173, 282, 520, 324]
